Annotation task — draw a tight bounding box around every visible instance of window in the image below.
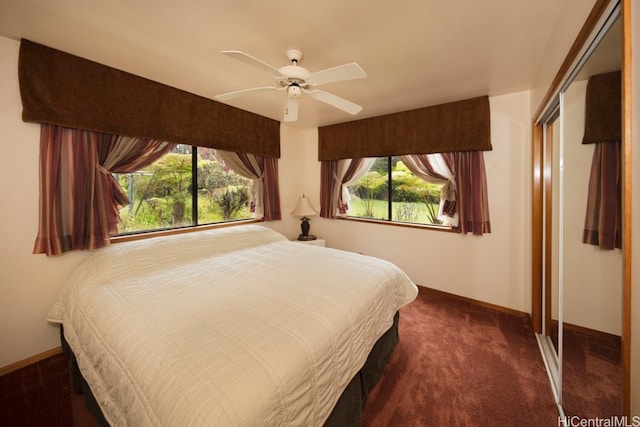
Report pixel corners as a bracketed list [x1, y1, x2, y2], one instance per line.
[117, 145, 253, 234]
[346, 156, 448, 226]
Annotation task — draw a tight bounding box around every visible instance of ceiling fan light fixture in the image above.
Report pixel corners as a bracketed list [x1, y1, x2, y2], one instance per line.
[288, 85, 302, 98]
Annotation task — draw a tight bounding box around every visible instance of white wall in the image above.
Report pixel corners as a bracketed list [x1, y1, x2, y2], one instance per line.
[0, 37, 91, 367]
[264, 124, 315, 240]
[529, 0, 597, 117]
[307, 92, 534, 313]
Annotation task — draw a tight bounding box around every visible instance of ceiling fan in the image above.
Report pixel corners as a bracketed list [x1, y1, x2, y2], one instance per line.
[214, 49, 367, 122]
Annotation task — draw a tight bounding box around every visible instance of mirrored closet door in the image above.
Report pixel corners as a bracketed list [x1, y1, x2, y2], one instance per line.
[534, 0, 624, 418]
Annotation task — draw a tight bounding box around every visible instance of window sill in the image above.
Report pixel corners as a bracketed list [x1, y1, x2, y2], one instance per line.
[111, 218, 263, 244]
[336, 216, 459, 233]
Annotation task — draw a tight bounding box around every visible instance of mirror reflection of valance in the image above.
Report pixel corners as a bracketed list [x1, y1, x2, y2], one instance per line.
[318, 96, 491, 161]
[582, 71, 621, 144]
[18, 39, 280, 158]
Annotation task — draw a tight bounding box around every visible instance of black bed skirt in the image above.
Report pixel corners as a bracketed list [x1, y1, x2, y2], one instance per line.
[60, 312, 400, 427]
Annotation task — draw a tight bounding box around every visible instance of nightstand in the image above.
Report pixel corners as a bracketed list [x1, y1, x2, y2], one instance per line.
[292, 238, 326, 247]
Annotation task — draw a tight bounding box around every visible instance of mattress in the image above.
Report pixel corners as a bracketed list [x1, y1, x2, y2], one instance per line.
[48, 225, 417, 426]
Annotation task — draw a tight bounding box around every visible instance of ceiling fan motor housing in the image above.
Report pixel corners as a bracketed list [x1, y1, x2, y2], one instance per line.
[278, 65, 310, 86]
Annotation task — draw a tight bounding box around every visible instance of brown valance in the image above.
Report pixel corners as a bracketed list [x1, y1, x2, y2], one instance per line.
[318, 95, 491, 161]
[18, 39, 280, 157]
[583, 71, 621, 144]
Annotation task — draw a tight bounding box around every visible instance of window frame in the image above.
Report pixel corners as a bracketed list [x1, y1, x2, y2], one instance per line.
[112, 218, 262, 244]
[343, 156, 455, 232]
[114, 145, 260, 239]
[338, 215, 457, 233]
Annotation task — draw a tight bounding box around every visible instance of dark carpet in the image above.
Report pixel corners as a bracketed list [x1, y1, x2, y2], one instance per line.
[1, 353, 73, 427]
[362, 287, 560, 426]
[562, 327, 623, 418]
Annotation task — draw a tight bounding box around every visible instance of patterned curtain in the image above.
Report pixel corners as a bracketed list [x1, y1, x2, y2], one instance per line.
[582, 141, 621, 250]
[214, 150, 281, 221]
[442, 151, 491, 235]
[319, 158, 372, 218]
[581, 72, 621, 250]
[320, 160, 339, 218]
[33, 124, 175, 256]
[400, 154, 458, 227]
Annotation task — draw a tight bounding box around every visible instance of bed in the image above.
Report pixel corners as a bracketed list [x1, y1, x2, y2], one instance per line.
[48, 225, 417, 426]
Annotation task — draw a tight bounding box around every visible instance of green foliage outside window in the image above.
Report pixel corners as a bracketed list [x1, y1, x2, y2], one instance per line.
[348, 158, 444, 225]
[117, 146, 252, 234]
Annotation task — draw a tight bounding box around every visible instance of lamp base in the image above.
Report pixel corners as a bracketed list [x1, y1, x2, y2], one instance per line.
[297, 234, 317, 241]
[297, 216, 316, 241]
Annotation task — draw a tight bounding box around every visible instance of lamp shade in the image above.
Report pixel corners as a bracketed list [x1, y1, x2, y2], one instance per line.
[291, 195, 317, 218]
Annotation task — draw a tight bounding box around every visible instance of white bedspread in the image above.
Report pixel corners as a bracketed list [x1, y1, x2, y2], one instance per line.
[48, 225, 417, 426]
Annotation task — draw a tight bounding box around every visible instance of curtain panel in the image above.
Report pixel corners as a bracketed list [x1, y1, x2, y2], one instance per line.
[581, 71, 622, 250]
[261, 156, 281, 221]
[215, 150, 281, 221]
[319, 159, 372, 219]
[582, 141, 621, 249]
[339, 158, 376, 215]
[18, 39, 280, 158]
[317, 96, 491, 161]
[400, 154, 458, 227]
[320, 161, 340, 218]
[33, 125, 175, 256]
[443, 152, 491, 235]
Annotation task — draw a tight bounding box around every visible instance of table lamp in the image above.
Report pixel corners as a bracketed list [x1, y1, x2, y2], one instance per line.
[291, 194, 318, 241]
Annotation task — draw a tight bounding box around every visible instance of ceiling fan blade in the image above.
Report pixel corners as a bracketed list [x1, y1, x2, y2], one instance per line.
[308, 63, 367, 86]
[221, 50, 284, 78]
[307, 89, 363, 115]
[214, 86, 280, 101]
[284, 96, 299, 122]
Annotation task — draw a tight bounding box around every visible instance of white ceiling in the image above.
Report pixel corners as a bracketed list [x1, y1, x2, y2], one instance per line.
[0, 0, 589, 129]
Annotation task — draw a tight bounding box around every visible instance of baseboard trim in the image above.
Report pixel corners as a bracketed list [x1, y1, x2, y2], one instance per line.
[549, 319, 622, 341]
[0, 346, 63, 377]
[418, 285, 532, 321]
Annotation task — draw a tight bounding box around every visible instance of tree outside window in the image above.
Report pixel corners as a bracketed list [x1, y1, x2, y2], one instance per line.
[117, 146, 253, 234]
[347, 156, 445, 226]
